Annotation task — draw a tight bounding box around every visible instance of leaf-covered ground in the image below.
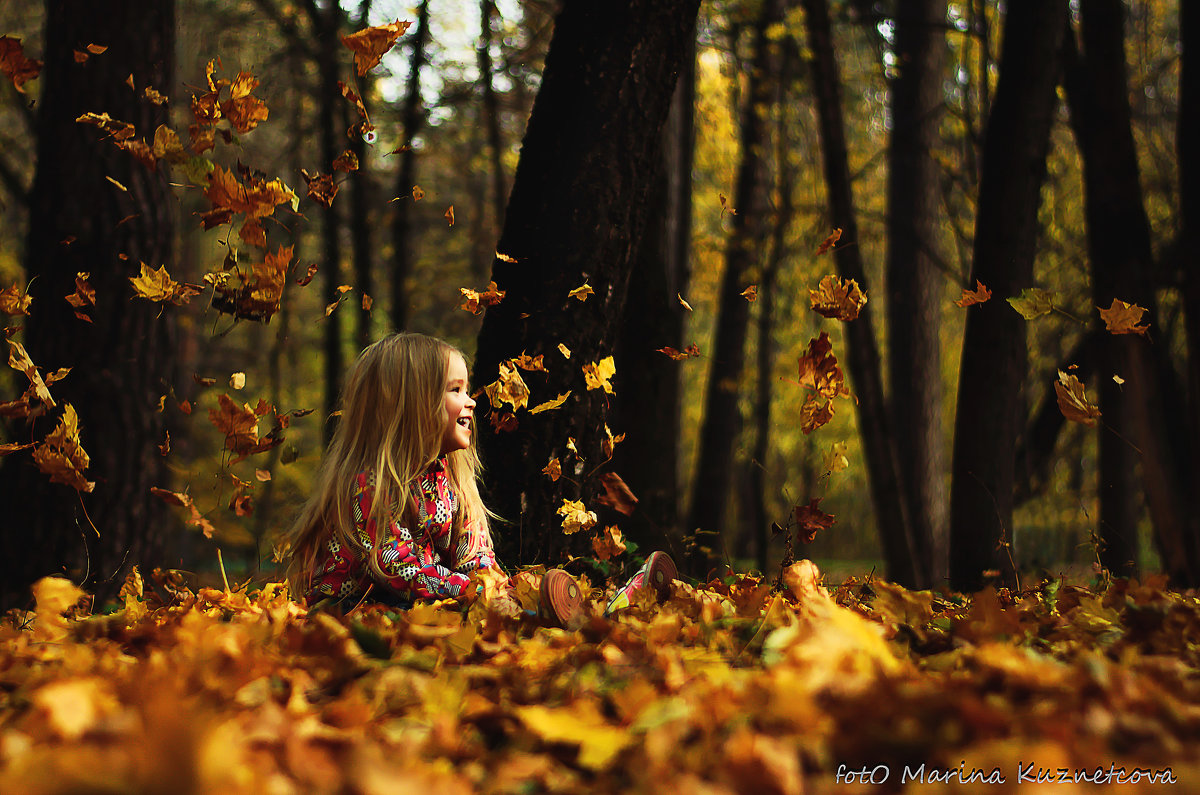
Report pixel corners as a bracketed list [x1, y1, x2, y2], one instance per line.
[2, 563, 1198, 794]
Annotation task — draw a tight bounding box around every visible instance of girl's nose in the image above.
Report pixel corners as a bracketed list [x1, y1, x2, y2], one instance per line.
[465, 394, 476, 409]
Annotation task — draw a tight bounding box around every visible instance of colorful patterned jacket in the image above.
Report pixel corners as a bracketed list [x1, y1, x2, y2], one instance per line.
[308, 457, 495, 604]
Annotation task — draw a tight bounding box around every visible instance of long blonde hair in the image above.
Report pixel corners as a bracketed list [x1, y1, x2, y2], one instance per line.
[281, 333, 492, 596]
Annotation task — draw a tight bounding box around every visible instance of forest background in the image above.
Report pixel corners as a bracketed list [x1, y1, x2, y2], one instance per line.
[0, 0, 1193, 608]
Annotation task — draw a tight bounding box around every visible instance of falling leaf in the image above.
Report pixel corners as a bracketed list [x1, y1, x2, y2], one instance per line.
[300, 169, 338, 208]
[595, 472, 637, 516]
[558, 343, 571, 359]
[489, 411, 518, 432]
[158, 431, 170, 456]
[483, 361, 530, 411]
[583, 356, 616, 394]
[130, 262, 205, 306]
[677, 293, 693, 311]
[1098, 298, 1150, 337]
[143, 86, 168, 105]
[1, 284, 33, 316]
[219, 72, 269, 133]
[656, 344, 700, 361]
[512, 353, 546, 372]
[459, 281, 505, 315]
[557, 499, 597, 535]
[151, 487, 216, 538]
[530, 392, 571, 415]
[106, 176, 129, 192]
[193, 374, 217, 387]
[741, 285, 758, 302]
[797, 332, 850, 401]
[209, 244, 293, 322]
[719, 192, 736, 217]
[566, 437, 578, 455]
[809, 275, 867, 321]
[255, 469, 272, 482]
[542, 457, 562, 481]
[362, 294, 373, 311]
[32, 405, 94, 493]
[1, 36, 42, 92]
[1007, 287, 1056, 319]
[794, 498, 835, 543]
[64, 273, 95, 322]
[823, 441, 849, 474]
[601, 424, 625, 460]
[445, 205, 455, 226]
[1, 441, 34, 457]
[1054, 370, 1101, 427]
[816, 228, 843, 255]
[954, 280, 992, 307]
[799, 396, 834, 435]
[208, 394, 283, 463]
[207, 165, 296, 221]
[230, 494, 254, 517]
[412, 185, 425, 202]
[496, 250, 517, 263]
[568, 283, 594, 302]
[341, 20, 412, 76]
[332, 149, 359, 173]
[230, 372, 246, 390]
[592, 525, 627, 561]
[296, 263, 319, 287]
[76, 112, 136, 141]
[1113, 374, 1125, 385]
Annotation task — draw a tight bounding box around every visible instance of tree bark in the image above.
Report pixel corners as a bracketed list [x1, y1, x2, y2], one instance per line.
[686, 0, 783, 575]
[887, 0, 948, 585]
[802, 0, 924, 587]
[478, 0, 508, 229]
[949, 0, 1068, 592]
[0, 0, 176, 609]
[391, 0, 431, 334]
[473, 0, 700, 566]
[1183, 0, 1200, 575]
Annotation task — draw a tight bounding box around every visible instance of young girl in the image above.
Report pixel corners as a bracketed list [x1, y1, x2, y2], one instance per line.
[282, 332, 673, 625]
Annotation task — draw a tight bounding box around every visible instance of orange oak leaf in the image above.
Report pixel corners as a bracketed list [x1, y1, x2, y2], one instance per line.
[816, 228, 842, 255]
[445, 205, 455, 226]
[794, 498, 835, 543]
[32, 405, 94, 493]
[595, 472, 638, 516]
[955, 280, 992, 308]
[341, 20, 412, 75]
[1054, 370, 1101, 427]
[1098, 298, 1150, 337]
[809, 275, 867, 321]
[656, 344, 700, 361]
[0, 36, 42, 92]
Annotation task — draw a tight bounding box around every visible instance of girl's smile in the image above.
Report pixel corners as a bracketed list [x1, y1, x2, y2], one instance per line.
[442, 354, 475, 453]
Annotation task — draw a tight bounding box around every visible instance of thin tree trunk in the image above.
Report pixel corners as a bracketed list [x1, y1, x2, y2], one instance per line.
[801, 0, 923, 587]
[349, 3, 374, 350]
[473, 0, 700, 566]
[0, 0, 176, 609]
[391, 0, 431, 333]
[686, 0, 783, 575]
[949, 0, 1069, 592]
[479, 0, 508, 227]
[1178, 0, 1200, 584]
[887, 0, 948, 585]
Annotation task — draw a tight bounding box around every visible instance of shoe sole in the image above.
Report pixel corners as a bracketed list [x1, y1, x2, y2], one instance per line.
[539, 569, 582, 627]
[645, 552, 677, 600]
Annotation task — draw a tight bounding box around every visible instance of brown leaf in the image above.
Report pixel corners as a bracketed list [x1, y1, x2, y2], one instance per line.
[809, 275, 867, 321]
[595, 472, 638, 516]
[483, 361, 530, 411]
[219, 72, 269, 133]
[954, 280, 992, 308]
[489, 411, 517, 432]
[512, 353, 546, 372]
[130, 262, 204, 306]
[656, 344, 700, 361]
[797, 332, 850, 401]
[542, 457, 562, 481]
[64, 272, 95, 322]
[333, 149, 359, 172]
[799, 396, 834, 435]
[741, 285, 757, 302]
[816, 227, 843, 255]
[207, 165, 295, 220]
[158, 430, 170, 456]
[1098, 298, 1150, 337]
[76, 112, 136, 141]
[301, 169, 338, 208]
[1054, 370, 1101, 427]
[445, 205, 455, 226]
[341, 20, 412, 75]
[208, 393, 282, 463]
[592, 525, 627, 561]
[0, 284, 33, 316]
[151, 487, 216, 538]
[459, 281, 505, 314]
[32, 405, 94, 493]
[794, 498, 835, 543]
[297, 263, 319, 287]
[1, 36, 41, 92]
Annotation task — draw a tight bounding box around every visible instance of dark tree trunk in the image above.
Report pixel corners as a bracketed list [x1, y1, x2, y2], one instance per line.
[611, 41, 695, 559]
[0, 0, 176, 609]
[391, 0, 431, 334]
[348, 28, 374, 350]
[1183, 0, 1200, 579]
[308, 0, 345, 444]
[478, 0, 508, 228]
[686, 0, 783, 575]
[1065, 0, 1200, 583]
[473, 0, 700, 566]
[887, 0, 947, 584]
[802, 0, 924, 587]
[949, 0, 1068, 592]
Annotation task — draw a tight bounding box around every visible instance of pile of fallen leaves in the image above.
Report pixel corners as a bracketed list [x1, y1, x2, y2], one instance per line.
[2, 564, 1199, 794]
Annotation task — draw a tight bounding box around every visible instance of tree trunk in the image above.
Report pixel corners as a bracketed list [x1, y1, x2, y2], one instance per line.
[0, 0, 176, 609]
[887, 0, 947, 585]
[686, 0, 783, 575]
[949, 0, 1068, 592]
[349, 4, 374, 351]
[611, 41, 695, 559]
[802, 0, 924, 587]
[478, 0, 508, 228]
[1182, 0, 1200, 578]
[473, 0, 700, 566]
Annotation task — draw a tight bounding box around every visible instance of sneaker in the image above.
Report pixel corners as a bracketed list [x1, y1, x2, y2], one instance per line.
[605, 551, 677, 615]
[538, 568, 583, 628]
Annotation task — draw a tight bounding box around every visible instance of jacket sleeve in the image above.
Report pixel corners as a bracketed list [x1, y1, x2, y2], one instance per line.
[453, 520, 497, 574]
[372, 518, 471, 599]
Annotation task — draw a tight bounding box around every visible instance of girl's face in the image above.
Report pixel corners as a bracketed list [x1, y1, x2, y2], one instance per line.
[441, 353, 476, 454]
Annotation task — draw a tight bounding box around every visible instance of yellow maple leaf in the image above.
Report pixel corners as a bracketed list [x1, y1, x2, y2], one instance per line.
[592, 525, 626, 561]
[483, 361, 530, 411]
[130, 262, 204, 306]
[583, 356, 616, 394]
[530, 392, 570, 415]
[568, 282, 594, 301]
[557, 499, 597, 535]
[32, 404, 94, 493]
[459, 281, 506, 315]
[0, 283, 33, 315]
[1098, 298, 1150, 337]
